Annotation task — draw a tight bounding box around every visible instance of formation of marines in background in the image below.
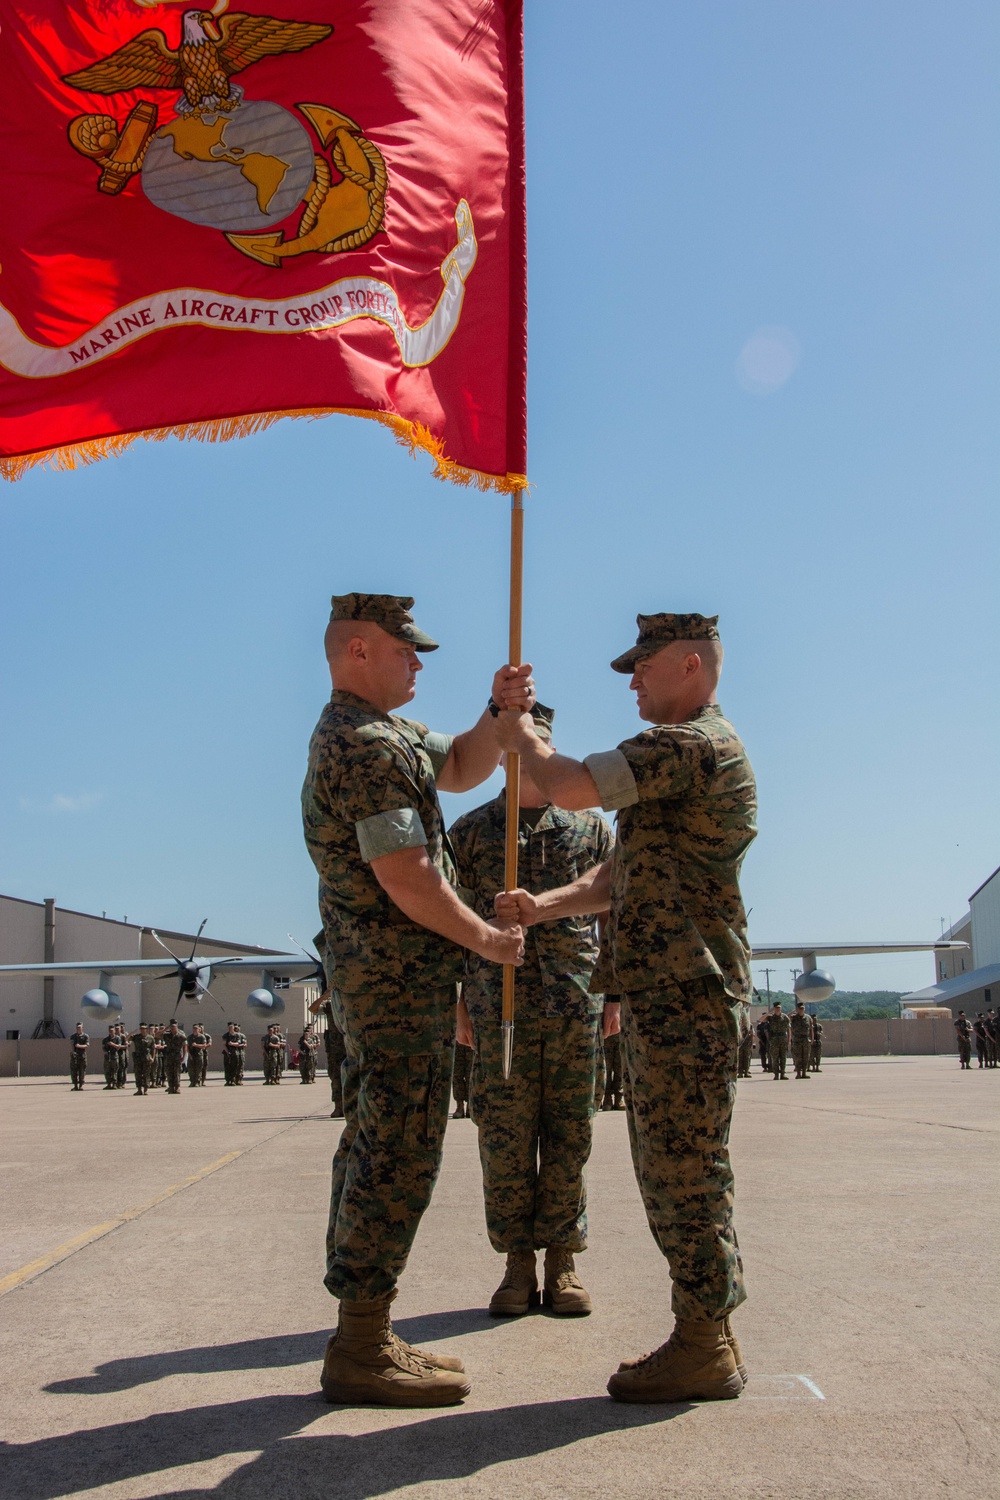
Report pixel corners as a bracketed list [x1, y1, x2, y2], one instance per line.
[65, 1017, 341, 1090]
[751, 1006, 824, 1079]
[300, 593, 756, 1411]
[954, 1009, 1000, 1069]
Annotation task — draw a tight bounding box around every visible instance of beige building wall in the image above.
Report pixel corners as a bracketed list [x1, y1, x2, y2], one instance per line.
[0, 895, 316, 1043]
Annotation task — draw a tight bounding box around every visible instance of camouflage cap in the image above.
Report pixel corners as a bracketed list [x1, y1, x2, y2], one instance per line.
[329, 593, 439, 651]
[610, 612, 720, 673]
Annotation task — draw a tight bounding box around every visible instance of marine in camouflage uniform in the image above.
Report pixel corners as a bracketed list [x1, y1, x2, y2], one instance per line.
[298, 1025, 320, 1083]
[222, 1022, 247, 1084]
[161, 1022, 186, 1093]
[494, 610, 756, 1403]
[187, 1024, 211, 1086]
[809, 1016, 823, 1071]
[306, 933, 347, 1116]
[449, 703, 614, 1315]
[315, 996, 347, 1114]
[262, 1025, 285, 1083]
[131, 1024, 155, 1094]
[789, 1003, 812, 1079]
[69, 1024, 89, 1089]
[756, 1016, 769, 1073]
[102, 1026, 120, 1089]
[114, 1024, 129, 1088]
[767, 1004, 790, 1080]
[736, 1002, 753, 1079]
[302, 592, 530, 1407]
[954, 1011, 973, 1069]
[151, 1027, 166, 1087]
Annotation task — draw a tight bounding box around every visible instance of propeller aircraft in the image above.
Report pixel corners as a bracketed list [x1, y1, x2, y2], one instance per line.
[748, 939, 968, 1004]
[0, 919, 324, 1021]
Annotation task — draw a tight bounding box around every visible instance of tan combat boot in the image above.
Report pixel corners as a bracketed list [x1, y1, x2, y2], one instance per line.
[607, 1317, 744, 1403]
[543, 1246, 593, 1316]
[488, 1250, 538, 1316]
[722, 1316, 748, 1385]
[321, 1295, 471, 1407]
[325, 1289, 466, 1374]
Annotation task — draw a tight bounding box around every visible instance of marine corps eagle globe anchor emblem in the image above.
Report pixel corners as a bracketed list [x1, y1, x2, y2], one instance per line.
[62, 2, 388, 266]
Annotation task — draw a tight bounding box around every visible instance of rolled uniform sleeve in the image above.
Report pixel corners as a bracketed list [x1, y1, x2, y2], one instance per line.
[586, 726, 712, 811]
[335, 734, 431, 864]
[583, 749, 638, 812]
[356, 807, 428, 862]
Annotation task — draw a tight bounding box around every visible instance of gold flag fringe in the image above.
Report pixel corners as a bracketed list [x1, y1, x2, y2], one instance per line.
[0, 407, 529, 495]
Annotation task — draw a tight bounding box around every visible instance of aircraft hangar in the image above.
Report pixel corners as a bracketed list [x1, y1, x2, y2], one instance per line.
[0, 893, 320, 1042]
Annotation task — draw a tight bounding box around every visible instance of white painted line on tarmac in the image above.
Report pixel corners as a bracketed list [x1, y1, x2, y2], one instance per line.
[744, 1374, 826, 1401]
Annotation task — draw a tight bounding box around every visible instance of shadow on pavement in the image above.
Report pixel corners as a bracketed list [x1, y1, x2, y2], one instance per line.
[1, 1394, 684, 1500]
[394, 1307, 502, 1341]
[45, 1333, 328, 1394]
[45, 1316, 498, 1396]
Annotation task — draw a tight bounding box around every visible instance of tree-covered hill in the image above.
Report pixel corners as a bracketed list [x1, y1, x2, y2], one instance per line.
[751, 990, 902, 1020]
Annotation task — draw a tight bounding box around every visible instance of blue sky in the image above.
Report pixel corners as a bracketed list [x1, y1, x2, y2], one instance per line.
[2, 0, 997, 993]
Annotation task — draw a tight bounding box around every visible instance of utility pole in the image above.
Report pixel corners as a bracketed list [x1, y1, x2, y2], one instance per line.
[759, 967, 776, 998]
[789, 967, 801, 992]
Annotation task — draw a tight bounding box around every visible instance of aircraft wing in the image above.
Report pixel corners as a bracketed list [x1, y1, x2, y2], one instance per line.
[0, 955, 319, 977]
[749, 941, 968, 959]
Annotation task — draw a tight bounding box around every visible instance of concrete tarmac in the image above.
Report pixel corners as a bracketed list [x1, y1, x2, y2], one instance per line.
[0, 1056, 996, 1500]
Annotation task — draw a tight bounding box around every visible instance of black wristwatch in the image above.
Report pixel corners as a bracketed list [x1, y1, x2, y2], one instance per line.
[487, 696, 501, 717]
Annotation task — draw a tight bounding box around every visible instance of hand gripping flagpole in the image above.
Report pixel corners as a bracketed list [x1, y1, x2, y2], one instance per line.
[501, 487, 525, 1080]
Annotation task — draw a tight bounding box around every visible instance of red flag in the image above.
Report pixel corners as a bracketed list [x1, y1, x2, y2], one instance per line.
[0, 1, 526, 490]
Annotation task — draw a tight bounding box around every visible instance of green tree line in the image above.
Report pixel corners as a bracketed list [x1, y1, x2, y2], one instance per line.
[751, 990, 902, 1021]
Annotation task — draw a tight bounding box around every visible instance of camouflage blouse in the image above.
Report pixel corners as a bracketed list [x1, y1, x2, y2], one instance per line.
[586, 705, 757, 1001]
[449, 793, 613, 1021]
[301, 688, 465, 996]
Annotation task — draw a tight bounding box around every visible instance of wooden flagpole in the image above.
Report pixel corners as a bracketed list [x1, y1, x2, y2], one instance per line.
[501, 487, 525, 1079]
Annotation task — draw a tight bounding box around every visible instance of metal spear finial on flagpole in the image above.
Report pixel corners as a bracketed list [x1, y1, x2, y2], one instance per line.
[501, 487, 525, 1080]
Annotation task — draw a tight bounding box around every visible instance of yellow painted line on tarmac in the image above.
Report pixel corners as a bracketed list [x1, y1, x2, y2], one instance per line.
[0, 1149, 242, 1298]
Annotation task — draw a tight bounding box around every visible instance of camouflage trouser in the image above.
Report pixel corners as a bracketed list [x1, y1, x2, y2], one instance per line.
[452, 1042, 474, 1105]
[224, 1048, 245, 1083]
[770, 1040, 787, 1078]
[132, 1055, 149, 1090]
[103, 1053, 116, 1086]
[325, 984, 455, 1302]
[810, 1040, 822, 1070]
[299, 1049, 317, 1083]
[263, 1050, 281, 1082]
[957, 1037, 971, 1067]
[69, 1056, 86, 1086]
[188, 1050, 205, 1086]
[115, 1051, 128, 1087]
[325, 1027, 347, 1111]
[620, 981, 745, 1322]
[737, 1033, 753, 1077]
[594, 1031, 606, 1107]
[472, 1009, 598, 1254]
[164, 1057, 182, 1092]
[791, 1039, 810, 1077]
